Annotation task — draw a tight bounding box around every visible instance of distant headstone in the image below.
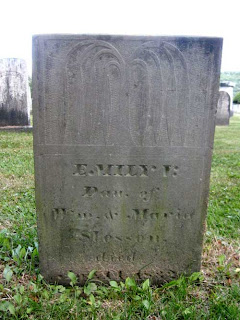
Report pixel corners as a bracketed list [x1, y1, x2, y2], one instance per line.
[0, 58, 31, 126]
[33, 35, 222, 285]
[216, 91, 230, 125]
[219, 81, 235, 116]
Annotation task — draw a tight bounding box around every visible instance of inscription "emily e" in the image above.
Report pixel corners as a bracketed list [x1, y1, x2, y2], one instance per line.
[73, 164, 155, 177]
[73, 164, 180, 177]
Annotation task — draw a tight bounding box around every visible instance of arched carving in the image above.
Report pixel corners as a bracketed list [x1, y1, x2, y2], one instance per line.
[63, 40, 189, 146]
[128, 41, 189, 146]
[64, 40, 127, 145]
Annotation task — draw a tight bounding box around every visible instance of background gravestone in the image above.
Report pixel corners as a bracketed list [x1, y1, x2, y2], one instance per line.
[219, 81, 235, 116]
[215, 91, 230, 125]
[33, 35, 222, 285]
[0, 58, 31, 126]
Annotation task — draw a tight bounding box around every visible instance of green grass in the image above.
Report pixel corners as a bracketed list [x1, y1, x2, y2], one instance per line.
[0, 118, 240, 319]
[208, 117, 240, 240]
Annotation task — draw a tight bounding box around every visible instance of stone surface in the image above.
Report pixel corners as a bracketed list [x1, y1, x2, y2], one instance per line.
[33, 35, 222, 285]
[0, 58, 31, 126]
[216, 91, 230, 125]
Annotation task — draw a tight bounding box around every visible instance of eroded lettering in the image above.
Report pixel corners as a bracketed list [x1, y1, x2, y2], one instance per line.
[70, 231, 161, 244]
[52, 207, 194, 221]
[96, 252, 136, 262]
[73, 164, 87, 176]
[70, 229, 99, 242]
[139, 187, 160, 202]
[163, 165, 179, 178]
[52, 208, 66, 220]
[73, 164, 160, 177]
[82, 186, 127, 198]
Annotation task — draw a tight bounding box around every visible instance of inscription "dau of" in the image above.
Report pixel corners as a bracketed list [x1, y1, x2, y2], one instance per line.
[82, 186, 160, 200]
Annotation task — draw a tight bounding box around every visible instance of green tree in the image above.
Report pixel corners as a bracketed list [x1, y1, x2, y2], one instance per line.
[233, 92, 240, 104]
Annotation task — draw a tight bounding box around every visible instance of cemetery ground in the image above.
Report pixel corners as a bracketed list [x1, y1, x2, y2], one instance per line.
[0, 118, 239, 320]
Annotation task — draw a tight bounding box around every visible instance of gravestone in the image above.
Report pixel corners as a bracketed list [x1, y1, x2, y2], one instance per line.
[215, 91, 230, 125]
[219, 81, 235, 117]
[33, 35, 222, 285]
[0, 58, 31, 126]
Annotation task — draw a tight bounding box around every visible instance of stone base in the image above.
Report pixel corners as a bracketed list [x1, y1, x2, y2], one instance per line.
[215, 119, 229, 126]
[0, 126, 33, 133]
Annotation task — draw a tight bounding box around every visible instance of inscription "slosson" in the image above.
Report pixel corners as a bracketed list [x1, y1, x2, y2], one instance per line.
[69, 230, 162, 243]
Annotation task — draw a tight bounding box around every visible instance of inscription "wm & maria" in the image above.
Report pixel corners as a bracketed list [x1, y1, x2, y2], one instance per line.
[52, 208, 194, 221]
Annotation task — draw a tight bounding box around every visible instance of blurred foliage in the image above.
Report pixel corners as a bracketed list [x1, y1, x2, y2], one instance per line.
[221, 72, 240, 95]
[233, 92, 240, 104]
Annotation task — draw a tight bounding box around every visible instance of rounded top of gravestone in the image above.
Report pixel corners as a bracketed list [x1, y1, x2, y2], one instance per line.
[220, 81, 235, 88]
[0, 58, 28, 75]
[219, 90, 230, 99]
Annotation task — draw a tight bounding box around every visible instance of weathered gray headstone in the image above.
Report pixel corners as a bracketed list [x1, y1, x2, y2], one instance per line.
[0, 58, 31, 126]
[33, 35, 222, 285]
[219, 81, 235, 116]
[215, 91, 230, 125]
